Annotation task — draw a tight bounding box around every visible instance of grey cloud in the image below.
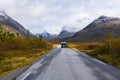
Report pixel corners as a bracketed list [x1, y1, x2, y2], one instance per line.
[0, 0, 120, 34]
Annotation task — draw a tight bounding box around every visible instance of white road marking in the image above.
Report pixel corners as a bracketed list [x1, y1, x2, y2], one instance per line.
[81, 53, 89, 57]
[39, 59, 44, 63]
[21, 71, 31, 80]
[93, 59, 106, 65]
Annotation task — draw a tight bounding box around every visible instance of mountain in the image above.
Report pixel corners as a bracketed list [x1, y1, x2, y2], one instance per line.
[35, 31, 57, 39]
[41, 31, 52, 39]
[0, 12, 34, 37]
[36, 29, 75, 40]
[71, 15, 120, 42]
[49, 29, 76, 43]
[58, 30, 75, 38]
[50, 15, 120, 43]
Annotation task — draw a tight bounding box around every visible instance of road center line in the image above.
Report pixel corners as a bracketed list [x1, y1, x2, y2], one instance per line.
[21, 71, 31, 80]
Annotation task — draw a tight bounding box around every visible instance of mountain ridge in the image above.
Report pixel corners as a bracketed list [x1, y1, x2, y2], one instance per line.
[0, 12, 35, 37]
[72, 15, 120, 42]
[50, 15, 120, 43]
[58, 30, 75, 38]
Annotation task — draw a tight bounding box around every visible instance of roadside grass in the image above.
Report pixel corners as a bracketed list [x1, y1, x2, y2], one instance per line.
[53, 44, 59, 48]
[0, 38, 53, 77]
[69, 42, 120, 69]
[68, 43, 99, 53]
[0, 49, 51, 77]
[0, 24, 54, 77]
[94, 53, 120, 68]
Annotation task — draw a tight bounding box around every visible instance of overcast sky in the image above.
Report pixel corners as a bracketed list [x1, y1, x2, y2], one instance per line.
[0, 0, 120, 34]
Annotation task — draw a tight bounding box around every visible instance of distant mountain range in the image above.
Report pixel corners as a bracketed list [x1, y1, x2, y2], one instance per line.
[50, 15, 120, 43]
[35, 30, 75, 39]
[0, 12, 35, 37]
[1, 12, 120, 42]
[35, 31, 56, 39]
[58, 30, 75, 38]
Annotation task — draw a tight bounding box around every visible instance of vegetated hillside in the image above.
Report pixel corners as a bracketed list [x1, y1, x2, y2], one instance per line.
[0, 22, 53, 77]
[69, 34, 120, 69]
[50, 15, 120, 43]
[71, 15, 120, 42]
[0, 12, 35, 37]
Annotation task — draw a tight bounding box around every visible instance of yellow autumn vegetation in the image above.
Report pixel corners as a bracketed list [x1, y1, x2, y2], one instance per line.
[0, 24, 53, 77]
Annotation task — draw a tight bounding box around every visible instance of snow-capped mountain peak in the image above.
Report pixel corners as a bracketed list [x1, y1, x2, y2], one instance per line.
[0, 11, 9, 20]
[0, 11, 7, 17]
[42, 31, 51, 37]
[94, 15, 120, 23]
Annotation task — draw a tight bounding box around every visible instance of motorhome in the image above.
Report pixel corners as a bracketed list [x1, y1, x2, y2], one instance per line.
[61, 42, 67, 48]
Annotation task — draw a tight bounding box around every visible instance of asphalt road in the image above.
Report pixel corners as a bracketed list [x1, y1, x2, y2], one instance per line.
[16, 48, 120, 80]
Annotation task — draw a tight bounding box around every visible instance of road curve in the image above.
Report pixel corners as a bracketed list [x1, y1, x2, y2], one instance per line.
[16, 48, 120, 80]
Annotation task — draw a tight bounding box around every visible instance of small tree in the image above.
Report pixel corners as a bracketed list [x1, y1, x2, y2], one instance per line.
[16, 32, 20, 37]
[104, 32, 114, 53]
[39, 35, 43, 41]
[9, 33, 16, 39]
[104, 32, 114, 40]
[3, 31, 7, 36]
[0, 23, 2, 29]
[27, 30, 30, 38]
[7, 31, 10, 36]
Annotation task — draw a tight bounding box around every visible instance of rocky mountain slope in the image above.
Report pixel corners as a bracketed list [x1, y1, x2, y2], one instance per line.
[58, 30, 75, 38]
[0, 12, 34, 37]
[50, 15, 120, 43]
[71, 15, 120, 42]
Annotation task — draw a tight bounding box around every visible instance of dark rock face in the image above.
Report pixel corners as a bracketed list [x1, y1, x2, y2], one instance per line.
[0, 12, 35, 37]
[72, 16, 120, 42]
[58, 30, 75, 38]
